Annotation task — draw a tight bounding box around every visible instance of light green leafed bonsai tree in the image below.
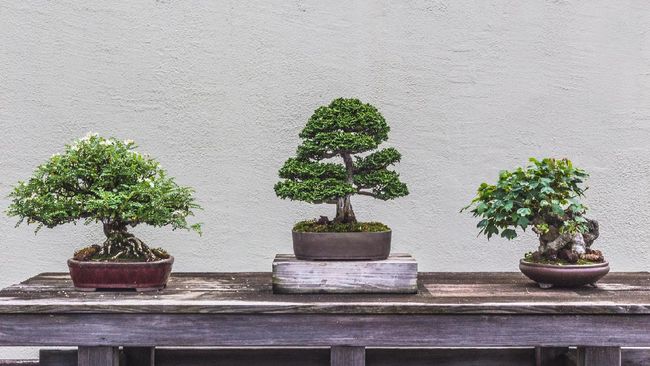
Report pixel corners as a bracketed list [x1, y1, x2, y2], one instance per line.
[274, 98, 409, 231]
[7, 133, 201, 262]
[462, 158, 603, 264]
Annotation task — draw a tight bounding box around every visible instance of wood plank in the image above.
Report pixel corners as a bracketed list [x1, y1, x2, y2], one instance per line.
[2, 272, 650, 315]
[77, 347, 118, 366]
[2, 314, 650, 347]
[331, 346, 365, 366]
[273, 254, 417, 294]
[576, 347, 621, 366]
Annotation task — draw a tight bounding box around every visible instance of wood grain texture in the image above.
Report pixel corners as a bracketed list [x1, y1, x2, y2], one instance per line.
[2, 314, 650, 347]
[272, 254, 417, 294]
[576, 347, 621, 366]
[331, 346, 365, 366]
[77, 347, 118, 366]
[1, 272, 650, 315]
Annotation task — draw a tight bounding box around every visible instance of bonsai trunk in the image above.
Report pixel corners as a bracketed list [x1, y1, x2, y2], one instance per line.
[335, 195, 356, 224]
[98, 221, 159, 262]
[334, 153, 357, 224]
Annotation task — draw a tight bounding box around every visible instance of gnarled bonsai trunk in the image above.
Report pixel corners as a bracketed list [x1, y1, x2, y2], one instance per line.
[97, 221, 160, 262]
[533, 218, 602, 263]
[334, 152, 357, 224]
[335, 195, 356, 224]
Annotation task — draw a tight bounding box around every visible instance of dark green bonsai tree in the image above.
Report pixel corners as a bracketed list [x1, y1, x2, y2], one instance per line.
[7, 134, 201, 262]
[462, 158, 603, 264]
[275, 98, 409, 231]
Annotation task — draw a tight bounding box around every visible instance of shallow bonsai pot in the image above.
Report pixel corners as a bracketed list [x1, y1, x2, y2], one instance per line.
[68, 256, 174, 292]
[519, 259, 609, 288]
[292, 231, 391, 260]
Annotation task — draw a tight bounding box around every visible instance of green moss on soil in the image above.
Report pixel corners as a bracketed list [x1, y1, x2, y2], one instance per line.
[293, 220, 390, 233]
[522, 252, 601, 266]
[73, 245, 170, 262]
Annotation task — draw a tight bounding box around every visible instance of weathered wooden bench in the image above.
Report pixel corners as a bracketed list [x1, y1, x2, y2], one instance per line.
[1, 272, 649, 366]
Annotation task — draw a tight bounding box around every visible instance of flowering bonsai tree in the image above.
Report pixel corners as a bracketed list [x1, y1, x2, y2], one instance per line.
[7, 134, 201, 262]
[463, 158, 603, 264]
[274, 98, 409, 231]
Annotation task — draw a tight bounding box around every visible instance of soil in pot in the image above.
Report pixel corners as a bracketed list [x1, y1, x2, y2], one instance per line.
[292, 219, 392, 261]
[520, 248, 609, 288]
[69, 245, 173, 292]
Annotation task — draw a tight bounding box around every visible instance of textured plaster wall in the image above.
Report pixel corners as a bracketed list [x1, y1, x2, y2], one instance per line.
[1, 0, 650, 358]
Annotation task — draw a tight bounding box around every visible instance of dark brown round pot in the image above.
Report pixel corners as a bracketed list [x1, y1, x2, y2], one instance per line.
[292, 230, 391, 260]
[519, 259, 610, 288]
[68, 257, 174, 292]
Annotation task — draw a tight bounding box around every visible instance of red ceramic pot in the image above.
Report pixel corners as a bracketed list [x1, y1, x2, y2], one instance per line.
[519, 259, 609, 288]
[68, 257, 174, 292]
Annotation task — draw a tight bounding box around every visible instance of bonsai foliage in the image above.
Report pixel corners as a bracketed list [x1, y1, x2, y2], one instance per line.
[7, 134, 201, 262]
[463, 158, 603, 264]
[275, 98, 408, 226]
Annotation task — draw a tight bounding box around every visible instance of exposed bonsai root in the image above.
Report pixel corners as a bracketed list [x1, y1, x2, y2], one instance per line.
[73, 245, 101, 261]
[582, 248, 605, 262]
[74, 229, 169, 262]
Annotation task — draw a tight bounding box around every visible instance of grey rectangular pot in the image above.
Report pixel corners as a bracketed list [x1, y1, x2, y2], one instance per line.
[292, 230, 391, 260]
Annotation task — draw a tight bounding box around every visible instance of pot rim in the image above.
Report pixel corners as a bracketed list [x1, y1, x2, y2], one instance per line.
[292, 230, 392, 234]
[519, 258, 608, 269]
[68, 256, 174, 266]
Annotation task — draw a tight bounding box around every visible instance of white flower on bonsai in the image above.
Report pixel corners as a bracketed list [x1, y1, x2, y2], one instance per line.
[7, 135, 202, 262]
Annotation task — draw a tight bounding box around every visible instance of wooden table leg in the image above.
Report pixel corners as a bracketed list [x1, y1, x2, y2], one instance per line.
[77, 346, 119, 366]
[331, 346, 365, 366]
[576, 346, 621, 366]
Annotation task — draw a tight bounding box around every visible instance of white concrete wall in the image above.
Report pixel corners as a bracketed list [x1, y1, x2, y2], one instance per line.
[1, 0, 650, 358]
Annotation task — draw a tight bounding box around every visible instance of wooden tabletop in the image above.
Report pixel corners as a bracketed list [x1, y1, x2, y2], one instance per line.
[0, 272, 649, 315]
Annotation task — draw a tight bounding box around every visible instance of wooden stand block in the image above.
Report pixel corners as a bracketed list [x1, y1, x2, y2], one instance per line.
[272, 253, 418, 294]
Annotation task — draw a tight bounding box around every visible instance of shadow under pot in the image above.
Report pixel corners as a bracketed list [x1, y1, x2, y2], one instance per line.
[292, 231, 391, 260]
[68, 257, 174, 292]
[519, 259, 610, 289]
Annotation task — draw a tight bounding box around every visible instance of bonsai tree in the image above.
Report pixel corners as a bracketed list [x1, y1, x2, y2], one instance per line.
[7, 133, 201, 262]
[274, 98, 409, 230]
[462, 158, 603, 264]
